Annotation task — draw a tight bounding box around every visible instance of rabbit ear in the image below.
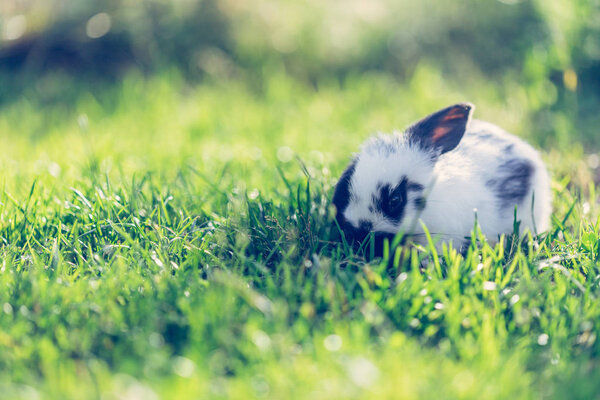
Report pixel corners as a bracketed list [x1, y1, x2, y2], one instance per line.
[407, 103, 474, 155]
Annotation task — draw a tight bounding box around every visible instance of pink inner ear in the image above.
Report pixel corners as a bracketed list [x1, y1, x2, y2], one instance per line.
[441, 107, 467, 122]
[432, 125, 452, 141]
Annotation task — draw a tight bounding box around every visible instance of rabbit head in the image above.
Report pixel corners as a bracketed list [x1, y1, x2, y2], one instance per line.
[332, 103, 474, 245]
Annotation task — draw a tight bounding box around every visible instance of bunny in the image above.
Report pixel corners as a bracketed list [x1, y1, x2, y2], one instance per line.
[332, 103, 551, 253]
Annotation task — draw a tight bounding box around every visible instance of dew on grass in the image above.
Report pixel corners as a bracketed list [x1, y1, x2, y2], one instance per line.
[396, 272, 408, 283]
[86, 13, 111, 39]
[582, 202, 590, 214]
[581, 321, 593, 331]
[483, 281, 497, 291]
[113, 375, 158, 400]
[361, 302, 385, 325]
[346, 357, 379, 388]
[510, 294, 520, 306]
[78, 114, 89, 131]
[251, 293, 273, 315]
[172, 356, 196, 378]
[19, 306, 29, 317]
[48, 162, 61, 177]
[252, 330, 271, 351]
[248, 188, 260, 199]
[150, 252, 164, 267]
[324, 334, 342, 352]
[537, 333, 549, 346]
[3, 15, 27, 41]
[409, 318, 420, 328]
[277, 146, 294, 162]
[577, 331, 596, 346]
[148, 333, 164, 348]
[3, 303, 13, 315]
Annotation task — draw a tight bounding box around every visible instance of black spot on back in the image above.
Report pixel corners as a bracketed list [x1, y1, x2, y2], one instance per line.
[471, 132, 495, 141]
[470, 130, 508, 144]
[486, 158, 533, 210]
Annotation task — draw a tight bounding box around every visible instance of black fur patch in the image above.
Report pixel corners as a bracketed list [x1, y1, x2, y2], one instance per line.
[341, 221, 374, 243]
[414, 196, 426, 211]
[373, 177, 408, 224]
[407, 182, 425, 191]
[358, 220, 373, 232]
[486, 158, 533, 209]
[332, 160, 357, 221]
[470, 132, 502, 142]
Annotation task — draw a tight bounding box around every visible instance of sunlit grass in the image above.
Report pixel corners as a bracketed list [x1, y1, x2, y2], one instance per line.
[0, 71, 599, 399]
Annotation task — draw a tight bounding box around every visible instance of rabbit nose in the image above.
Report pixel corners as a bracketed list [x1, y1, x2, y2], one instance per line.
[348, 220, 373, 242]
[343, 220, 373, 243]
[358, 220, 373, 232]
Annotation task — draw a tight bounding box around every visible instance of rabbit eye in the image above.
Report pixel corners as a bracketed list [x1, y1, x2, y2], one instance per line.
[374, 179, 408, 223]
[388, 192, 405, 213]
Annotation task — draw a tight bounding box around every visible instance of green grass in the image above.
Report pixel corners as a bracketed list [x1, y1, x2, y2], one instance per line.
[0, 70, 599, 399]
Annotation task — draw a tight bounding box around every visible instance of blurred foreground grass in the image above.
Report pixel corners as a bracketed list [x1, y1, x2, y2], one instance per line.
[0, 70, 599, 399]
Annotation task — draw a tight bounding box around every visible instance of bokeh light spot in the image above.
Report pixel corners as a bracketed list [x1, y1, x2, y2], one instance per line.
[346, 357, 379, 388]
[172, 356, 196, 378]
[277, 146, 294, 163]
[323, 334, 342, 351]
[3, 15, 27, 41]
[86, 13, 112, 39]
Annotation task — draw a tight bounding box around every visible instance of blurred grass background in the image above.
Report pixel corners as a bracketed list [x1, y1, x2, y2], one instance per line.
[2, 1, 600, 399]
[1, 0, 599, 148]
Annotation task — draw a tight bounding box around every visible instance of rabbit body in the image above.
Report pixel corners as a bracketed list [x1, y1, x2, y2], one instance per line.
[333, 104, 552, 250]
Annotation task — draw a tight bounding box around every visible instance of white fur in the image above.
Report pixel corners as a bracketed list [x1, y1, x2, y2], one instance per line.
[343, 119, 552, 248]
